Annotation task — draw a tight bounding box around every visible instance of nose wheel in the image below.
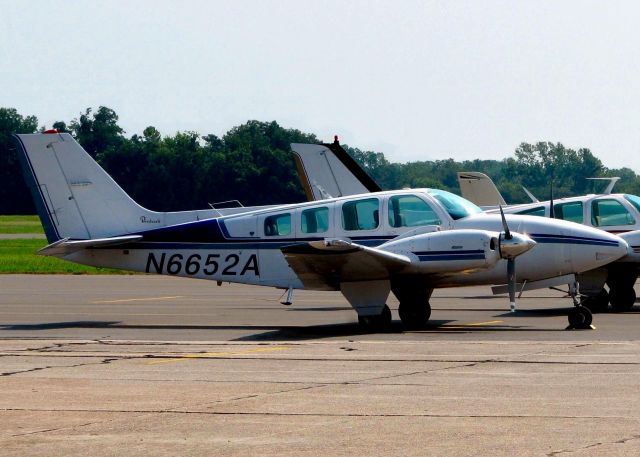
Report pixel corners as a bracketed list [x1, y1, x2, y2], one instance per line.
[567, 281, 595, 330]
[568, 306, 593, 329]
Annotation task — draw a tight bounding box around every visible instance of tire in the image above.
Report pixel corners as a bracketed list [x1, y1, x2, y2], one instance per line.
[358, 305, 392, 332]
[568, 306, 593, 328]
[398, 301, 431, 329]
[609, 287, 636, 312]
[580, 289, 609, 313]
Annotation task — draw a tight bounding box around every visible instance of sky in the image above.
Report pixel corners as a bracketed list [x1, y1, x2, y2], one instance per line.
[2, 0, 640, 170]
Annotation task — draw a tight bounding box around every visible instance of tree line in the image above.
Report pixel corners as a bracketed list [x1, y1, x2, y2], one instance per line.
[2, 106, 640, 215]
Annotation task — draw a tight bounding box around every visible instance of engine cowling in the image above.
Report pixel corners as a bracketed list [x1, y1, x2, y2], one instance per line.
[382, 229, 502, 273]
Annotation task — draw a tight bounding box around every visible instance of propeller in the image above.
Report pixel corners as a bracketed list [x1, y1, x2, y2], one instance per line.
[498, 205, 536, 312]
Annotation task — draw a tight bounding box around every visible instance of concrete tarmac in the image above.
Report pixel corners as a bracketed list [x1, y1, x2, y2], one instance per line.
[1, 274, 640, 456]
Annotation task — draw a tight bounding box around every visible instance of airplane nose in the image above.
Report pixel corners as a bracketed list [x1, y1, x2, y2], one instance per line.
[570, 227, 629, 271]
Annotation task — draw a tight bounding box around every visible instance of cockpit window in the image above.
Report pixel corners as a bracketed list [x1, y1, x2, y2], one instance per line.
[426, 189, 483, 220]
[388, 195, 441, 227]
[624, 194, 640, 213]
[591, 199, 635, 226]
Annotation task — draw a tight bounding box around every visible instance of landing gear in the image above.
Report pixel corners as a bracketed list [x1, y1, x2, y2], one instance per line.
[609, 287, 636, 312]
[358, 304, 392, 331]
[580, 289, 609, 314]
[568, 306, 593, 328]
[567, 281, 594, 330]
[398, 301, 431, 329]
[606, 267, 637, 312]
[392, 281, 433, 330]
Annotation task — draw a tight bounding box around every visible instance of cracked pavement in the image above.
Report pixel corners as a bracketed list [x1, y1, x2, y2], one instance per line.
[1, 276, 640, 455]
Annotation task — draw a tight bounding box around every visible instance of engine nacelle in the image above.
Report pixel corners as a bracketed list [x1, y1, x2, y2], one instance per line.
[381, 229, 502, 273]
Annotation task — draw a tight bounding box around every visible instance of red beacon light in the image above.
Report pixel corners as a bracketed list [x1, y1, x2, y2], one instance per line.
[43, 129, 58, 134]
[333, 135, 339, 145]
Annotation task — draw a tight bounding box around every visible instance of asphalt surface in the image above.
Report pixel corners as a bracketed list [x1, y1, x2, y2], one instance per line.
[1, 274, 640, 456]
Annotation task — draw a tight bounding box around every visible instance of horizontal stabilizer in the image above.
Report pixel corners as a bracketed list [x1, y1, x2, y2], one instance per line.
[39, 235, 142, 257]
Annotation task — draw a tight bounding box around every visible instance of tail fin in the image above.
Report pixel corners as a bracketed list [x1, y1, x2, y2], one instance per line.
[14, 132, 162, 242]
[291, 141, 381, 201]
[457, 172, 507, 207]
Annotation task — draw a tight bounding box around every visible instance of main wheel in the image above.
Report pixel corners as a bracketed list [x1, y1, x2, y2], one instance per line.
[398, 301, 431, 329]
[580, 289, 609, 313]
[568, 306, 593, 329]
[609, 287, 636, 312]
[358, 304, 392, 332]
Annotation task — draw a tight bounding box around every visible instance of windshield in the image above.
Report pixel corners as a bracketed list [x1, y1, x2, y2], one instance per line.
[624, 194, 640, 213]
[426, 189, 483, 220]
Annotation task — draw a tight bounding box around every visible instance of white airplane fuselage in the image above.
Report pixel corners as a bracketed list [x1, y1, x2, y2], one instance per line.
[65, 189, 627, 291]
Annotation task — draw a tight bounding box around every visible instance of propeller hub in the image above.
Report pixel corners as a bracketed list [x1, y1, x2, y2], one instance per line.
[499, 232, 536, 259]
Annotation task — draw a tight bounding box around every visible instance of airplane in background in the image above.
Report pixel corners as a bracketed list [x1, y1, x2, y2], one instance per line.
[13, 132, 632, 331]
[292, 140, 640, 315]
[455, 172, 640, 313]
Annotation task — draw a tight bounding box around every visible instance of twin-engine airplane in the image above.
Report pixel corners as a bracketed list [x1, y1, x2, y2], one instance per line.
[456, 172, 640, 313]
[14, 132, 631, 330]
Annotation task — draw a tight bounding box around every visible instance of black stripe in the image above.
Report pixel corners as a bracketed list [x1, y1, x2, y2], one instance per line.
[12, 135, 60, 243]
[322, 142, 382, 193]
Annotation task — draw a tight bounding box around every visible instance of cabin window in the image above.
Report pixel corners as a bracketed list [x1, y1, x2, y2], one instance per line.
[342, 198, 380, 231]
[264, 213, 291, 236]
[515, 206, 546, 217]
[301, 207, 329, 234]
[388, 195, 441, 227]
[591, 199, 635, 226]
[554, 202, 583, 223]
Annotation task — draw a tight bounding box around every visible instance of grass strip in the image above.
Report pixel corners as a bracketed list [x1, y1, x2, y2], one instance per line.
[0, 215, 44, 234]
[0, 239, 130, 274]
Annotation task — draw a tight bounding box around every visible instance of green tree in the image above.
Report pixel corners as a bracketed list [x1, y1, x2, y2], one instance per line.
[0, 108, 39, 214]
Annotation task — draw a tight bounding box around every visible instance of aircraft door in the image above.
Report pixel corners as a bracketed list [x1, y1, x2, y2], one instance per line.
[258, 211, 299, 287]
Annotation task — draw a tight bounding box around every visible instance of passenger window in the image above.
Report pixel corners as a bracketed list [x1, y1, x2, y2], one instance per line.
[591, 199, 635, 226]
[515, 206, 546, 217]
[554, 202, 583, 223]
[301, 207, 329, 234]
[342, 198, 380, 231]
[264, 213, 291, 236]
[388, 195, 441, 227]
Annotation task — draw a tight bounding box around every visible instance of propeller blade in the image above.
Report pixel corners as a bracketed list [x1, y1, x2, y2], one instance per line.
[549, 182, 555, 218]
[499, 205, 512, 240]
[508, 258, 516, 312]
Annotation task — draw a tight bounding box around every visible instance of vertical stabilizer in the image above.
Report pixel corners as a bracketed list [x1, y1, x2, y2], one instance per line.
[292, 141, 381, 201]
[14, 132, 162, 241]
[457, 172, 507, 207]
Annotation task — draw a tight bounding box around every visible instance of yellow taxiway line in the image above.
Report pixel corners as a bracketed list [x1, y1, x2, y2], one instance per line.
[146, 346, 290, 365]
[91, 296, 184, 304]
[438, 320, 504, 330]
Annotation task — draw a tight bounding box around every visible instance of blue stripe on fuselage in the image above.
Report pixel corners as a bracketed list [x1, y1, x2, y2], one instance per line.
[126, 218, 619, 251]
[530, 233, 619, 247]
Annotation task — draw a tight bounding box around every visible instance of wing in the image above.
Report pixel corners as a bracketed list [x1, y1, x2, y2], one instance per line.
[281, 239, 411, 290]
